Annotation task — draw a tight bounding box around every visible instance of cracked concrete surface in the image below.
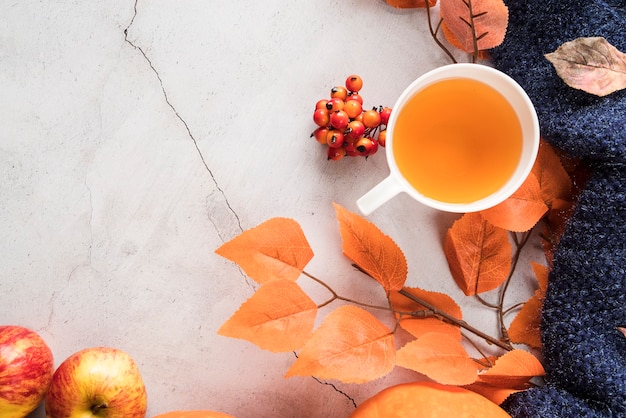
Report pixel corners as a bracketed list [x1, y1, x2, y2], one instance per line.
[1, 1, 542, 416]
[123, 0, 243, 241]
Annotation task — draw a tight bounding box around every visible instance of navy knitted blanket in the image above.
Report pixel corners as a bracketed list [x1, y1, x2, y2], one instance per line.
[489, 0, 626, 416]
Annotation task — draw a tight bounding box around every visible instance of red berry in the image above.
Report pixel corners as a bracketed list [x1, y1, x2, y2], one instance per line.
[327, 146, 346, 161]
[315, 99, 329, 110]
[345, 75, 363, 92]
[355, 137, 377, 156]
[330, 86, 348, 101]
[326, 98, 344, 112]
[311, 127, 330, 144]
[347, 92, 363, 105]
[344, 141, 359, 157]
[377, 129, 387, 147]
[379, 107, 392, 125]
[330, 110, 350, 130]
[362, 109, 381, 129]
[344, 99, 363, 119]
[326, 130, 345, 148]
[345, 120, 365, 140]
[313, 108, 330, 127]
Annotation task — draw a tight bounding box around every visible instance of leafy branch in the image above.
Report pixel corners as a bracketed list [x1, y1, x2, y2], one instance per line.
[409, 0, 509, 63]
[214, 140, 577, 401]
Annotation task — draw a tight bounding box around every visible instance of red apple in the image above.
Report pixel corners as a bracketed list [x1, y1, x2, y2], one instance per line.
[0, 325, 54, 417]
[45, 347, 147, 418]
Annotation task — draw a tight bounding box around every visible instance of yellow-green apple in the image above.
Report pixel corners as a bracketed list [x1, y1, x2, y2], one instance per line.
[0, 325, 54, 418]
[45, 347, 147, 418]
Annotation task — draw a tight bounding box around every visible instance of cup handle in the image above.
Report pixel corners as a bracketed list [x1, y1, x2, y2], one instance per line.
[356, 175, 404, 215]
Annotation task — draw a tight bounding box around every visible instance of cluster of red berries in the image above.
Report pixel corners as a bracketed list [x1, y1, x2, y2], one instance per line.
[311, 75, 391, 161]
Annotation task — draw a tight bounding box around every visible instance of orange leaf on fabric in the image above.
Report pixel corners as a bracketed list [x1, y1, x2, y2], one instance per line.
[465, 382, 524, 405]
[396, 332, 478, 385]
[545, 37, 626, 97]
[480, 173, 548, 232]
[444, 212, 512, 296]
[218, 280, 316, 352]
[532, 141, 573, 207]
[285, 305, 395, 383]
[440, 0, 509, 53]
[333, 203, 407, 293]
[385, 0, 436, 7]
[390, 287, 462, 340]
[215, 217, 313, 284]
[350, 381, 511, 417]
[478, 349, 545, 388]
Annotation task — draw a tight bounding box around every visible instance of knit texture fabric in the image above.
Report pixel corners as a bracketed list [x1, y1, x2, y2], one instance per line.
[489, 0, 626, 416]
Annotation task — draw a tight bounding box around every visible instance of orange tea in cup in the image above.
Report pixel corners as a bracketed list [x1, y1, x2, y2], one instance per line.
[356, 64, 539, 215]
[392, 78, 523, 204]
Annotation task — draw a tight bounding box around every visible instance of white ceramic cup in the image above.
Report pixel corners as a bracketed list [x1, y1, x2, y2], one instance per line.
[356, 63, 540, 215]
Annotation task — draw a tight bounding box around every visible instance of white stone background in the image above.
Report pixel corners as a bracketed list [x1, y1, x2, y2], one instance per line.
[0, 1, 544, 417]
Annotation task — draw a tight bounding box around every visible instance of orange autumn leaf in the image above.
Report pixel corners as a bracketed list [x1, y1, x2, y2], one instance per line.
[440, 22, 490, 60]
[480, 173, 548, 232]
[508, 263, 548, 348]
[440, 0, 508, 53]
[333, 203, 407, 293]
[389, 287, 463, 340]
[285, 305, 395, 383]
[385, 0, 436, 7]
[215, 217, 313, 284]
[507, 295, 543, 349]
[396, 332, 478, 385]
[532, 262, 549, 295]
[218, 279, 317, 352]
[465, 382, 524, 405]
[444, 212, 512, 296]
[478, 349, 545, 388]
[532, 141, 573, 207]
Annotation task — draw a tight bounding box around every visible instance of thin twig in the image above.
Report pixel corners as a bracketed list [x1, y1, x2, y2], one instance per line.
[302, 270, 392, 312]
[399, 288, 513, 351]
[424, 0, 457, 63]
[497, 231, 533, 344]
[463, 331, 494, 368]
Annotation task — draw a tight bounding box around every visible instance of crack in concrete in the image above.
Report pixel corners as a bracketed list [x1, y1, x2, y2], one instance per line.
[312, 376, 358, 409]
[123, 0, 242, 239]
[122, 0, 357, 410]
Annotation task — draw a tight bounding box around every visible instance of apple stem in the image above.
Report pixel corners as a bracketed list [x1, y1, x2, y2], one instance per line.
[91, 403, 108, 414]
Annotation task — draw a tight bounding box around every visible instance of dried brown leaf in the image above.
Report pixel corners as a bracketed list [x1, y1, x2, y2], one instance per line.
[545, 37, 626, 96]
